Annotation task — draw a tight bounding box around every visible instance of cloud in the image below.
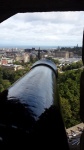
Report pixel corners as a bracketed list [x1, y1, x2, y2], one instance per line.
[0, 11, 84, 47]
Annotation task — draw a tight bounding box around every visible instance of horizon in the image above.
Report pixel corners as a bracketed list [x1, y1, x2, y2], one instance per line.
[0, 45, 82, 50]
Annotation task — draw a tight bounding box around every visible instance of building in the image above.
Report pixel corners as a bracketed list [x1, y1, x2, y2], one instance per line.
[0, 57, 14, 65]
[14, 52, 30, 63]
[2, 64, 24, 71]
[55, 51, 69, 59]
[1, 58, 8, 65]
[69, 52, 74, 58]
[22, 53, 30, 63]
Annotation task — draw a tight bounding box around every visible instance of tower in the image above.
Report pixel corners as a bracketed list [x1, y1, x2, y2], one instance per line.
[82, 30, 84, 65]
[38, 47, 41, 60]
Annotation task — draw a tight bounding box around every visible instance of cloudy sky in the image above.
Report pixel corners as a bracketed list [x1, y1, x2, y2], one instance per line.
[0, 11, 84, 48]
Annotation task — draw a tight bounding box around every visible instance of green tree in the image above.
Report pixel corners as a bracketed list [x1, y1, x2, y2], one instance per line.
[60, 97, 72, 128]
[2, 80, 11, 89]
[0, 84, 4, 92]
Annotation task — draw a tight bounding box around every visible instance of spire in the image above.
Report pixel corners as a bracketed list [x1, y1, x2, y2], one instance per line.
[82, 30, 84, 65]
[38, 47, 41, 60]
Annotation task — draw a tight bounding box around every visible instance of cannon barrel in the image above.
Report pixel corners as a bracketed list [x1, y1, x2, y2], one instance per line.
[0, 59, 69, 149]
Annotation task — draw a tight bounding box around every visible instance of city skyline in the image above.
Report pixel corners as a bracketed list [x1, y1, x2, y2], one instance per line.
[0, 11, 84, 48]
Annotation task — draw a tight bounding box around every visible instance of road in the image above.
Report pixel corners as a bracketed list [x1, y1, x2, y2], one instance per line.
[68, 134, 81, 150]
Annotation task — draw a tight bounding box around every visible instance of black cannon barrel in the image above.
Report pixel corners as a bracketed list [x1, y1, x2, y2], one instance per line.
[0, 59, 69, 149]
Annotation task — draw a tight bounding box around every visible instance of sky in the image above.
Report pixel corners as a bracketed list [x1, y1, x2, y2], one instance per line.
[0, 11, 84, 48]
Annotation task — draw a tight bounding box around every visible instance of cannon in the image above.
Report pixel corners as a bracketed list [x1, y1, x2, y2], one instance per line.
[0, 58, 69, 149]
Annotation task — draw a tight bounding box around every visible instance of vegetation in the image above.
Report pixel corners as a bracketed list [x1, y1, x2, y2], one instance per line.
[46, 57, 60, 65]
[58, 69, 82, 128]
[62, 60, 83, 71]
[0, 65, 30, 92]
